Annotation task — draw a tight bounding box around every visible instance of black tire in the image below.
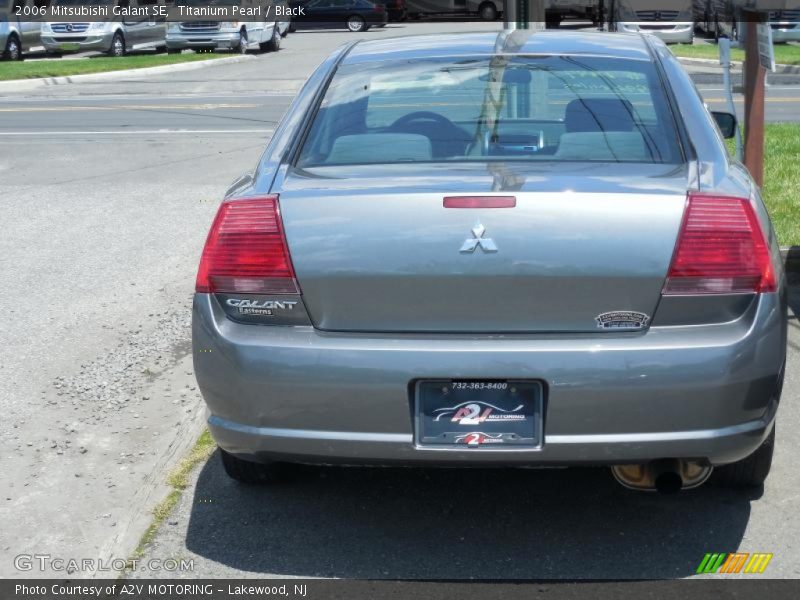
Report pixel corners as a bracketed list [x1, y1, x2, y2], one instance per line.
[346, 15, 367, 32]
[281, 24, 289, 38]
[107, 32, 125, 57]
[155, 44, 168, 54]
[3, 34, 21, 61]
[715, 427, 775, 488]
[260, 26, 281, 52]
[236, 29, 248, 54]
[546, 15, 562, 29]
[478, 2, 498, 21]
[167, 48, 181, 55]
[220, 449, 287, 484]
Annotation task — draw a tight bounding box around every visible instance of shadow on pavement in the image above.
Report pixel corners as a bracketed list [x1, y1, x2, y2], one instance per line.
[185, 452, 757, 578]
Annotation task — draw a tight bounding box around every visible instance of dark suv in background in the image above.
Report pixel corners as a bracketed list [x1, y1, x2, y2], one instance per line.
[289, 0, 389, 31]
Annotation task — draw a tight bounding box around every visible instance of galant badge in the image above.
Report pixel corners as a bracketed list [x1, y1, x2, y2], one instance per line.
[460, 221, 498, 253]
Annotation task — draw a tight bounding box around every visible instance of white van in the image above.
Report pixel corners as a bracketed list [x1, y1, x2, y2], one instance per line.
[41, 0, 169, 56]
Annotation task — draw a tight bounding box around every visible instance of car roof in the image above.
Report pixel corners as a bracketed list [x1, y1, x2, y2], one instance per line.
[343, 31, 654, 65]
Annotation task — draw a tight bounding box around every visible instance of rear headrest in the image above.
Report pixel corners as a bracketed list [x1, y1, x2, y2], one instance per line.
[327, 133, 432, 164]
[564, 98, 636, 133]
[555, 132, 649, 162]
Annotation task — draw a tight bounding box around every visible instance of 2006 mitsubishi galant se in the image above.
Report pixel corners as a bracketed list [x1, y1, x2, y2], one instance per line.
[192, 31, 787, 493]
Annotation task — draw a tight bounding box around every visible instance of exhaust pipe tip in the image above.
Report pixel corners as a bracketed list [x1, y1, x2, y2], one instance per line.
[612, 459, 713, 493]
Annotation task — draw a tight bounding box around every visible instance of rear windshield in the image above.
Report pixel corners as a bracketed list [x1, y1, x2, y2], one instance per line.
[297, 55, 684, 167]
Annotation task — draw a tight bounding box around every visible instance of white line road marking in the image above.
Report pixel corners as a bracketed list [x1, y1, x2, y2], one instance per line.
[0, 128, 274, 135]
[0, 92, 297, 103]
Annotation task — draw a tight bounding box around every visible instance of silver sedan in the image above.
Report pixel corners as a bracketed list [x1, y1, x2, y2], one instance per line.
[192, 31, 786, 494]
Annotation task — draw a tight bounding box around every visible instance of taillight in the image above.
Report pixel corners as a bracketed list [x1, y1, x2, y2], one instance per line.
[663, 193, 775, 295]
[195, 195, 298, 294]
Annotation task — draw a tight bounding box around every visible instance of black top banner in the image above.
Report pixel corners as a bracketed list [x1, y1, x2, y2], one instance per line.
[2, 1, 799, 24]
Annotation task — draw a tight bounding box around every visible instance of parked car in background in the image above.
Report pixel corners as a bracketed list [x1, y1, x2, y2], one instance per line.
[612, 0, 694, 44]
[289, 0, 387, 32]
[193, 31, 785, 494]
[405, 0, 502, 21]
[378, 0, 406, 21]
[769, 8, 800, 43]
[693, 0, 737, 40]
[1, 1, 46, 60]
[545, 0, 598, 28]
[695, 1, 799, 43]
[167, 0, 290, 54]
[41, 0, 168, 57]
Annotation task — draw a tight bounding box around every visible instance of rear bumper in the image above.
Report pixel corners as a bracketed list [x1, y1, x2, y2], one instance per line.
[193, 292, 785, 467]
[209, 410, 777, 467]
[617, 23, 694, 44]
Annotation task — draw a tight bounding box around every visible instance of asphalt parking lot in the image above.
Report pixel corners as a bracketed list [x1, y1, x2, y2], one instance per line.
[1, 21, 799, 579]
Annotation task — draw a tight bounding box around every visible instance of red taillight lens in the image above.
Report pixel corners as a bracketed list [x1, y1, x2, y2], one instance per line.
[663, 193, 775, 295]
[195, 195, 298, 294]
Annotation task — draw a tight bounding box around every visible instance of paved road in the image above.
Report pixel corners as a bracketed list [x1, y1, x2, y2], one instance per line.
[1, 21, 798, 580]
[1, 83, 798, 135]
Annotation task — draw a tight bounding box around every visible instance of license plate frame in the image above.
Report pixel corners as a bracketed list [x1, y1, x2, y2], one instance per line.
[414, 380, 543, 450]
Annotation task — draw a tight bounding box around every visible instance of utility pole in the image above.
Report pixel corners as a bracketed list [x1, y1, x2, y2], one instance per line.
[742, 9, 771, 187]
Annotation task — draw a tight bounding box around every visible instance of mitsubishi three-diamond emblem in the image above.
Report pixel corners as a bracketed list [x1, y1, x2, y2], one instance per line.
[460, 221, 498, 253]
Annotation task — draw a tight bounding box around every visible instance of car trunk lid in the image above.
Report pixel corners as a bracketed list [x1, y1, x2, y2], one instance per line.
[277, 162, 691, 333]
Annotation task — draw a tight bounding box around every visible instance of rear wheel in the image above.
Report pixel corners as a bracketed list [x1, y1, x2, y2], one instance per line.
[346, 15, 367, 32]
[546, 15, 562, 29]
[107, 32, 125, 57]
[715, 427, 775, 488]
[220, 449, 288, 484]
[260, 26, 281, 52]
[3, 34, 21, 61]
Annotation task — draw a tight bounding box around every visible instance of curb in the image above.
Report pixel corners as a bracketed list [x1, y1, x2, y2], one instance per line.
[0, 53, 256, 94]
[677, 56, 800, 75]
